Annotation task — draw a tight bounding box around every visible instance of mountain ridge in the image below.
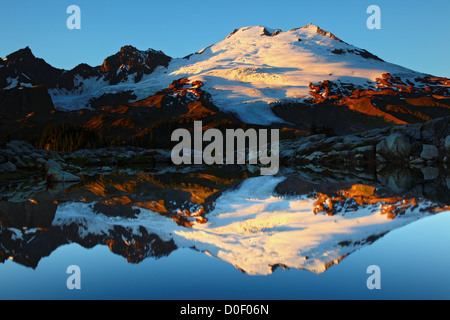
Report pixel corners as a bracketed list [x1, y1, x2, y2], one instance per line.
[1, 23, 449, 143]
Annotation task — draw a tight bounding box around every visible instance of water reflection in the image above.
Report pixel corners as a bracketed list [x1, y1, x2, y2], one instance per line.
[0, 165, 449, 274]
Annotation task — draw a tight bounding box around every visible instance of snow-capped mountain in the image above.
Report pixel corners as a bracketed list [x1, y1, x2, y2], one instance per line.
[0, 45, 171, 109]
[2, 24, 448, 122]
[166, 24, 423, 124]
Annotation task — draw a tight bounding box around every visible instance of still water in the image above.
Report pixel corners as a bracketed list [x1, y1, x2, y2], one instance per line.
[0, 165, 449, 299]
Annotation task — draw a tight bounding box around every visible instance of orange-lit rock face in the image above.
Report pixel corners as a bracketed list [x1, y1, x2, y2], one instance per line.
[131, 78, 211, 110]
[134, 201, 168, 214]
[307, 74, 450, 127]
[313, 184, 448, 219]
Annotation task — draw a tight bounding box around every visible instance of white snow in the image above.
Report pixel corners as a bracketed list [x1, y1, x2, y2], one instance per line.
[48, 24, 424, 124]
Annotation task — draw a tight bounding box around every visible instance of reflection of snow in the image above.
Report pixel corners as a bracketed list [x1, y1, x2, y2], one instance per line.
[52, 176, 448, 275]
[172, 176, 442, 275]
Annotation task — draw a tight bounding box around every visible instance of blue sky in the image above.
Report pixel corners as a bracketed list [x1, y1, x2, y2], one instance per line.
[1, 0, 449, 77]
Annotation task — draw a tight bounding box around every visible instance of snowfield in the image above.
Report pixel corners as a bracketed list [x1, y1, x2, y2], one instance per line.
[49, 24, 424, 125]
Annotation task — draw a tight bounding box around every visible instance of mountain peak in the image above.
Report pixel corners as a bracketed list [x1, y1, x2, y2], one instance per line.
[300, 22, 320, 29]
[6, 46, 35, 61]
[119, 45, 139, 54]
[225, 24, 344, 43]
[98, 45, 171, 85]
[296, 23, 344, 42]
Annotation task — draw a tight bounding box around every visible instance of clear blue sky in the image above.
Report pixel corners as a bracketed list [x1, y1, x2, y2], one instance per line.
[1, 0, 449, 77]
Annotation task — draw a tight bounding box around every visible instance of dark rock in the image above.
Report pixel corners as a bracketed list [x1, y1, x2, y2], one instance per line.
[0, 47, 62, 89]
[421, 144, 439, 160]
[376, 132, 412, 160]
[88, 90, 137, 109]
[282, 116, 450, 166]
[100, 45, 172, 85]
[0, 201, 57, 229]
[93, 201, 140, 219]
[47, 168, 81, 182]
[0, 161, 16, 172]
[0, 84, 54, 115]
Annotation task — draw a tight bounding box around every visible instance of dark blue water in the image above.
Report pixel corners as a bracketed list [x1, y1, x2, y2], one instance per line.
[1, 210, 449, 300]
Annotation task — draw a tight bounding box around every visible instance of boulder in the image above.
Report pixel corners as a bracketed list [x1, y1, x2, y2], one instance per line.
[376, 132, 411, 160]
[421, 167, 439, 180]
[45, 159, 63, 171]
[47, 168, 81, 182]
[420, 144, 439, 160]
[445, 135, 450, 152]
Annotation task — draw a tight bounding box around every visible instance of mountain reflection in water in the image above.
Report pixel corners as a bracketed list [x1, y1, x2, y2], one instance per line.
[0, 165, 449, 275]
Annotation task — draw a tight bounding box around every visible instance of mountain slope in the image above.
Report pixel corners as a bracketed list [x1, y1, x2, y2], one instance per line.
[1, 23, 449, 133]
[51, 24, 447, 123]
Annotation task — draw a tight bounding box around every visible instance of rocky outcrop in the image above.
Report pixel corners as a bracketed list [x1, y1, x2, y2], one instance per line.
[291, 23, 347, 44]
[280, 116, 450, 166]
[88, 90, 137, 109]
[331, 48, 383, 61]
[271, 73, 450, 135]
[0, 140, 82, 183]
[47, 165, 81, 182]
[99, 45, 172, 85]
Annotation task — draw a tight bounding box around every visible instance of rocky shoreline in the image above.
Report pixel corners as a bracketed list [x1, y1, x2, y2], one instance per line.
[280, 115, 450, 167]
[0, 116, 449, 185]
[0, 140, 171, 182]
